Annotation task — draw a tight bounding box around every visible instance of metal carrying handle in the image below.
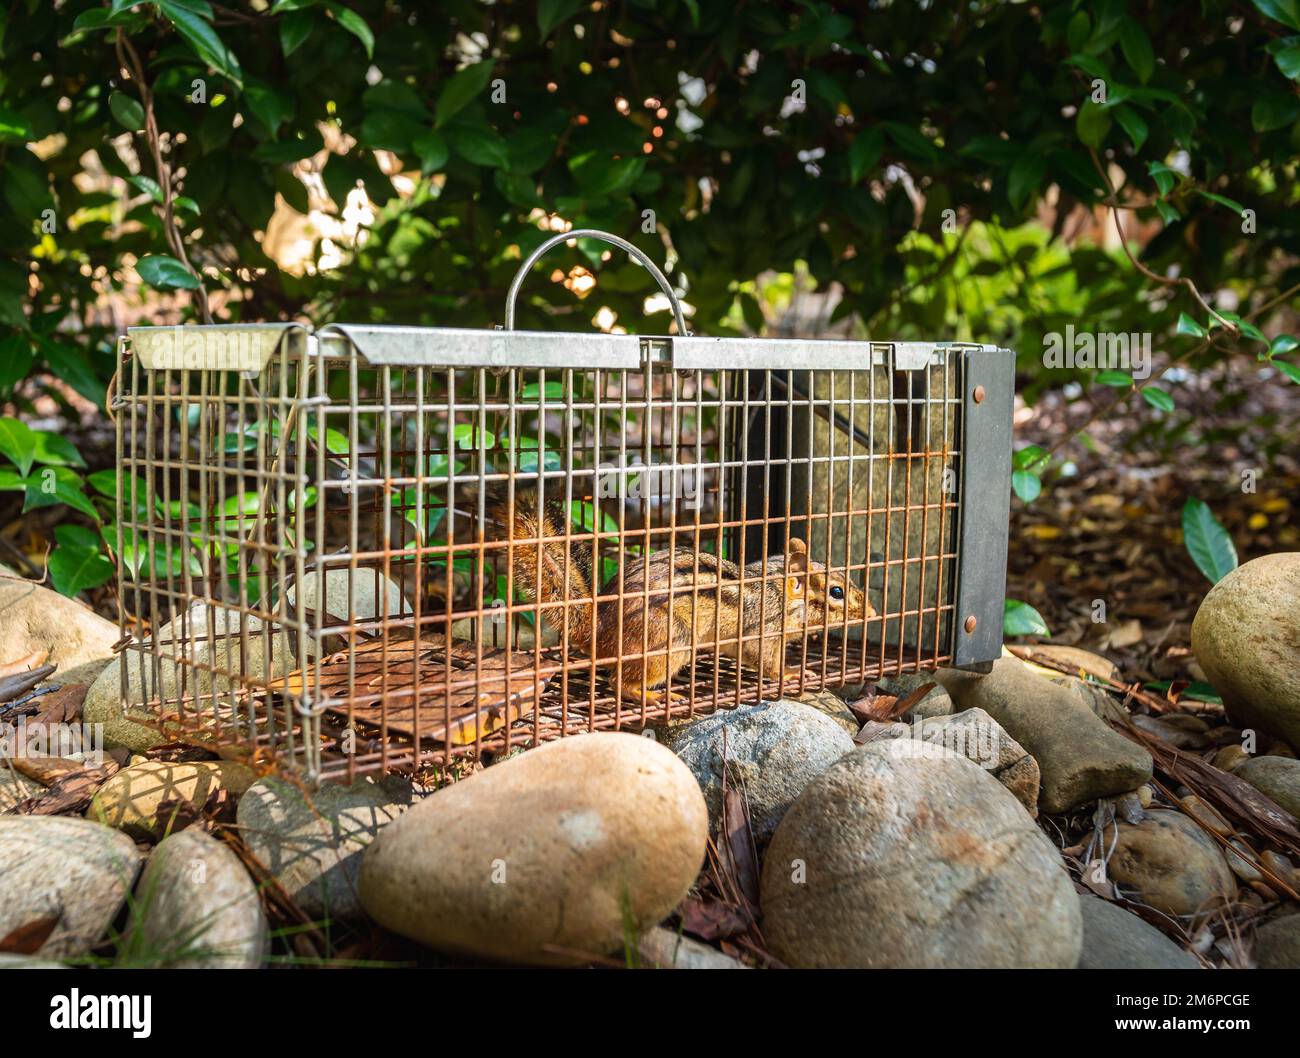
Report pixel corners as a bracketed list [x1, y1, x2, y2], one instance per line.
[504, 228, 689, 336]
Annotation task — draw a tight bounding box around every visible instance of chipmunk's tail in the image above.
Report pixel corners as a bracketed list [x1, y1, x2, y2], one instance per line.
[484, 482, 595, 652]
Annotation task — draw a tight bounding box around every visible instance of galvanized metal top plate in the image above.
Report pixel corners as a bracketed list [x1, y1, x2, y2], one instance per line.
[325, 325, 644, 370]
[128, 323, 300, 373]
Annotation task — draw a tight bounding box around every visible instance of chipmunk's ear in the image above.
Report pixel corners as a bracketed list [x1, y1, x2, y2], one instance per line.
[787, 537, 808, 573]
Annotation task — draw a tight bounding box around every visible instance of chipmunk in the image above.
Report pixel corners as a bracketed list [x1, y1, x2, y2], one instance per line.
[486, 484, 872, 703]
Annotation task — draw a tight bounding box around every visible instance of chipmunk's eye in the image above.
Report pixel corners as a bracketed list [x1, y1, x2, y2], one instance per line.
[830, 585, 844, 601]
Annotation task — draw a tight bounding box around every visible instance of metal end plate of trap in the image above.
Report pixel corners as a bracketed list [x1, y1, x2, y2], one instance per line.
[270, 638, 554, 746]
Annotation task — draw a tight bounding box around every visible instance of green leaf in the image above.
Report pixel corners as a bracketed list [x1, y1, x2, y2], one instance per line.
[1147, 161, 1177, 196]
[413, 131, 449, 173]
[158, 0, 243, 87]
[1003, 599, 1051, 638]
[109, 91, 145, 131]
[137, 255, 200, 291]
[31, 430, 86, 468]
[1253, 0, 1300, 31]
[22, 467, 100, 521]
[48, 525, 114, 597]
[1076, 100, 1111, 147]
[1273, 43, 1300, 79]
[279, 9, 314, 55]
[326, 2, 374, 57]
[447, 125, 509, 168]
[435, 62, 495, 129]
[1142, 386, 1175, 412]
[1268, 334, 1299, 357]
[1011, 470, 1042, 503]
[0, 417, 37, 476]
[1275, 360, 1300, 383]
[1113, 104, 1148, 150]
[1197, 189, 1244, 214]
[1175, 312, 1207, 338]
[848, 127, 885, 184]
[520, 382, 565, 400]
[1252, 93, 1299, 132]
[1012, 444, 1049, 472]
[1154, 198, 1181, 225]
[0, 335, 33, 391]
[1096, 370, 1133, 387]
[1181, 498, 1238, 584]
[1007, 153, 1045, 209]
[1119, 18, 1155, 83]
[538, 0, 584, 39]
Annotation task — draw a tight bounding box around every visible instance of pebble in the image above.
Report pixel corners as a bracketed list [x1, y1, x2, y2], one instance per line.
[130, 828, 266, 968]
[0, 816, 143, 958]
[358, 733, 708, 965]
[89, 760, 257, 840]
[237, 774, 413, 922]
[1191, 552, 1300, 753]
[759, 740, 1081, 968]
[668, 700, 854, 843]
[1107, 809, 1237, 916]
[936, 657, 1152, 813]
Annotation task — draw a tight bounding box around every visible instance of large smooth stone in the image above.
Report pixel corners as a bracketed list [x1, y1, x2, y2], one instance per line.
[358, 733, 708, 965]
[89, 760, 257, 840]
[1108, 810, 1237, 916]
[0, 579, 118, 684]
[0, 816, 143, 957]
[82, 601, 292, 752]
[286, 567, 409, 655]
[1076, 894, 1199, 969]
[1252, 914, 1300, 969]
[877, 707, 1041, 815]
[1234, 756, 1300, 820]
[790, 690, 861, 735]
[0, 767, 44, 811]
[237, 775, 413, 922]
[131, 828, 267, 968]
[1192, 553, 1300, 751]
[668, 701, 854, 843]
[760, 740, 1081, 968]
[935, 657, 1152, 813]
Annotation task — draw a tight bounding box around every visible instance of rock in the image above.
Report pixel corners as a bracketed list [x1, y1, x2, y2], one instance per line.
[907, 707, 1040, 815]
[131, 828, 266, 968]
[237, 774, 413, 922]
[1252, 915, 1300, 969]
[1225, 839, 1263, 884]
[0, 816, 143, 957]
[1191, 553, 1300, 752]
[876, 672, 953, 720]
[358, 732, 707, 965]
[1179, 794, 1231, 836]
[935, 657, 1152, 813]
[286, 568, 409, 655]
[0, 579, 118, 685]
[1260, 851, 1300, 895]
[1024, 645, 1121, 683]
[759, 740, 1081, 968]
[668, 701, 854, 843]
[791, 689, 859, 735]
[82, 601, 292, 752]
[1076, 894, 1199, 969]
[1131, 714, 1210, 750]
[637, 926, 747, 969]
[1214, 745, 1250, 772]
[1108, 810, 1237, 916]
[0, 766, 44, 812]
[1234, 756, 1300, 819]
[89, 760, 257, 840]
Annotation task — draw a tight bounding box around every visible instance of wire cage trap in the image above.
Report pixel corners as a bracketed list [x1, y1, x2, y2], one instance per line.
[110, 230, 1014, 783]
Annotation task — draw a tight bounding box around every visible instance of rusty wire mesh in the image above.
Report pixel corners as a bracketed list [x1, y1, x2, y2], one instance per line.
[111, 328, 974, 781]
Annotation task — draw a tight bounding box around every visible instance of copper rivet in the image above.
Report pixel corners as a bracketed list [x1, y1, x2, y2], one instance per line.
[964, 615, 977, 633]
[973, 384, 985, 404]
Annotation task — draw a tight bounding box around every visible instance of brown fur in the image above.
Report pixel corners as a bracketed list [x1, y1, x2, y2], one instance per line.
[487, 485, 873, 702]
